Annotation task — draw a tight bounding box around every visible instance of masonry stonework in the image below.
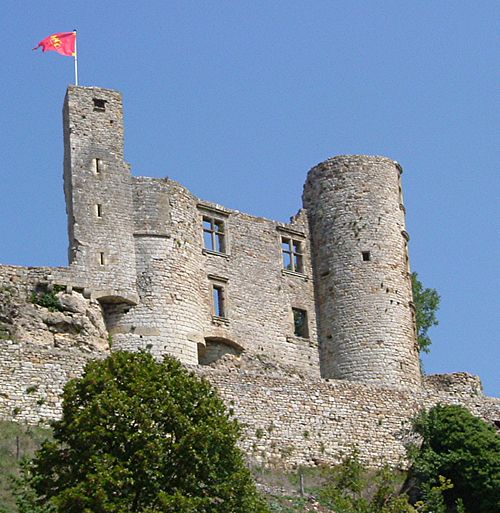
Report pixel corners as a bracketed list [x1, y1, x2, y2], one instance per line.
[0, 85, 498, 469]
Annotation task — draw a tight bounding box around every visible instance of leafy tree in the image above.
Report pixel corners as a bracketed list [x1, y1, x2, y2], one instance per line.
[411, 272, 440, 353]
[411, 404, 500, 513]
[18, 351, 269, 513]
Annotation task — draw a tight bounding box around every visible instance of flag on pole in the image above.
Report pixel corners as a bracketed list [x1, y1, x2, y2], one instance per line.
[33, 32, 76, 57]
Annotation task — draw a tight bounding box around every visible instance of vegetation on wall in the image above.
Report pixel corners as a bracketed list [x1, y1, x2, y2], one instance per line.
[411, 272, 440, 354]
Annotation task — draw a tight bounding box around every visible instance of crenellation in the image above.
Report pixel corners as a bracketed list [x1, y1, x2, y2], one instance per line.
[0, 86, 497, 469]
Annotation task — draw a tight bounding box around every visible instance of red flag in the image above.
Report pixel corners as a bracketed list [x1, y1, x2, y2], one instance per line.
[33, 32, 76, 57]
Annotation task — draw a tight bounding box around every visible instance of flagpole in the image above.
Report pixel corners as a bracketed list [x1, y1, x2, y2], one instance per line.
[73, 30, 78, 85]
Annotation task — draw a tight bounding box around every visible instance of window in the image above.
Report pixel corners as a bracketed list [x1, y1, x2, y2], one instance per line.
[203, 216, 225, 253]
[212, 284, 225, 318]
[292, 308, 309, 338]
[362, 251, 371, 262]
[282, 237, 304, 273]
[99, 252, 105, 266]
[93, 98, 106, 111]
[96, 204, 103, 218]
[93, 158, 102, 174]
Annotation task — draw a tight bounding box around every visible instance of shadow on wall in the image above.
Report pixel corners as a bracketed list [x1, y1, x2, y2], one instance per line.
[198, 337, 244, 365]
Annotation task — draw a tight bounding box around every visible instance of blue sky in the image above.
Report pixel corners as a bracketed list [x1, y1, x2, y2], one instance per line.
[1, 1, 498, 395]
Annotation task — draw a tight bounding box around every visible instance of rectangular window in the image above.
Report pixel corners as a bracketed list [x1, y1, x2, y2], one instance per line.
[203, 216, 225, 253]
[282, 237, 304, 273]
[99, 252, 105, 266]
[292, 308, 309, 338]
[212, 284, 225, 318]
[93, 98, 106, 112]
[96, 204, 103, 218]
[93, 158, 102, 174]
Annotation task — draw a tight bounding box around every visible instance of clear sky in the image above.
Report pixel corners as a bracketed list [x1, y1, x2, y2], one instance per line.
[1, 1, 498, 395]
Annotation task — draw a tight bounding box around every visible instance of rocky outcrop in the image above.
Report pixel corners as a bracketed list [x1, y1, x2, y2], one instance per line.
[0, 265, 109, 352]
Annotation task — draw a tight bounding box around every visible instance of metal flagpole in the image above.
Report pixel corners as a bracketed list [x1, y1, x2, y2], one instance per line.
[73, 30, 78, 85]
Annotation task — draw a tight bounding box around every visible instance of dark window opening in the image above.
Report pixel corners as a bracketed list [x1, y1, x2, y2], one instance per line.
[212, 284, 225, 318]
[93, 98, 106, 111]
[282, 237, 304, 273]
[96, 204, 102, 218]
[362, 251, 371, 262]
[94, 158, 102, 174]
[292, 308, 309, 338]
[99, 252, 105, 266]
[203, 216, 225, 253]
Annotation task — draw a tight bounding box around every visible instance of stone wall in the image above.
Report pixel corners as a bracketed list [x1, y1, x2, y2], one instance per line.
[0, 340, 95, 424]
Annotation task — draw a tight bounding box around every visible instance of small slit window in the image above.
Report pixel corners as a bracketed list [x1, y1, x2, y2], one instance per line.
[93, 98, 106, 112]
[292, 308, 309, 338]
[212, 284, 225, 318]
[362, 251, 371, 262]
[93, 158, 102, 174]
[96, 204, 102, 218]
[99, 252, 105, 266]
[282, 237, 304, 273]
[203, 216, 225, 253]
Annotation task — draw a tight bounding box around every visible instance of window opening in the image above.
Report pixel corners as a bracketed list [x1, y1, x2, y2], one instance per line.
[203, 216, 225, 253]
[96, 204, 102, 218]
[93, 98, 106, 111]
[93, 158, 102, 174]
[212, 284, 225, 318]
[99, 252, 105, 266]
[362, 251, 371, 262]
[292, 308, 309, 338]
[282, 237, 303, 273]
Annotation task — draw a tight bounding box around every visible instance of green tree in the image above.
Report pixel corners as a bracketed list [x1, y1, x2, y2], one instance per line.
[411, 404, 500, 513]
[411, 272, 440, 353]
[19, 351, 269, 513]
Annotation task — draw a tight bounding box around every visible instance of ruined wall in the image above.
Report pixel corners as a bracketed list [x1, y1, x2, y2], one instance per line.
[197, 357, 499, 469]
[198, 204, 319, 376]
[0, 264, 109, 424]
[303, 156, 421, 389]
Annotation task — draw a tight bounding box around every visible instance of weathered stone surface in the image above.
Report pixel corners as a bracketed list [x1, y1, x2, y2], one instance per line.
[0, 266, 109, 351]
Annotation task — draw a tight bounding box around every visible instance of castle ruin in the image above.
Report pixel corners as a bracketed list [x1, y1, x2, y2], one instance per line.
[0, 86, 498, 468]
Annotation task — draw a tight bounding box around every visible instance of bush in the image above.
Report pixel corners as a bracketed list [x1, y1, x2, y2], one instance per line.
[411, 404, 500, 513]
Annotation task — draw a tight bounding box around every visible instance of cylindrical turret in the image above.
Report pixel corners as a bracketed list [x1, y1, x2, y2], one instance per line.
[303, 155, 421, 390]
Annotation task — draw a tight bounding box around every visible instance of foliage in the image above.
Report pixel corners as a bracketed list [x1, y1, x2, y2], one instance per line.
[413, 475, 454, 513]
[30, 291, 63, 312]
[319, 450, 415, 513]
[411, 272, 440, 353]
[411, 404, 500, 513]
[19, 351, 269, 513]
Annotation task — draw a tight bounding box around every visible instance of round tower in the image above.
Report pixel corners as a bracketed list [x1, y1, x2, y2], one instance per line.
[303, 155, 421, 390]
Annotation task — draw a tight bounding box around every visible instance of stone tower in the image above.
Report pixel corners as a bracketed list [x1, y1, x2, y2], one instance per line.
[303, 155, 421, 390]
[63, 86, 137, 304]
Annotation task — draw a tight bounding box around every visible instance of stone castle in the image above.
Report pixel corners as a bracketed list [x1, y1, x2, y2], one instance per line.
[0, 86, 498, 468]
